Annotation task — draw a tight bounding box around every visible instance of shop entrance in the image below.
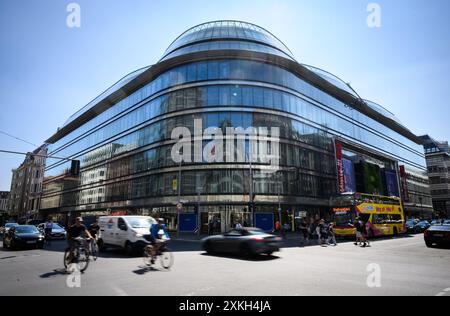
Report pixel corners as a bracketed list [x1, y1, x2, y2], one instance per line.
[200, 205, 252, 234]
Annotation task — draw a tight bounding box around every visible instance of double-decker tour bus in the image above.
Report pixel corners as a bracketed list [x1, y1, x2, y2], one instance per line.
[331, 193, 406, 238]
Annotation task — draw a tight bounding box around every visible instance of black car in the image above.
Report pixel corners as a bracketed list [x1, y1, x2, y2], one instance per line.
[406, 219, 418, 233]
[202, 227, 282, 257]
[414, 220, 431, 233]
[424, 224, 450, 248]
[3, 225, 45, 250]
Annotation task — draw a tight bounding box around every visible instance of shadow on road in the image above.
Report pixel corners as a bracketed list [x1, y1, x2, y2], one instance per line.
[132, 265, 168, 275]
[201, 252, 280, 262]
[39, 269, 68, 279]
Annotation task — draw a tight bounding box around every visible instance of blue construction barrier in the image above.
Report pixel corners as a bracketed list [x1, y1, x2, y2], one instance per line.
[255, 213, 275, 232]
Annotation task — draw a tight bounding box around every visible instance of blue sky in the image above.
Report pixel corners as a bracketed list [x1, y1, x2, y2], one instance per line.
[1, 0, 449, 191]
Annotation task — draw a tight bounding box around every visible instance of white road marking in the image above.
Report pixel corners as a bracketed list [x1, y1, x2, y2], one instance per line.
[436, 288, 450, 296]
[111, 285, 129, 296]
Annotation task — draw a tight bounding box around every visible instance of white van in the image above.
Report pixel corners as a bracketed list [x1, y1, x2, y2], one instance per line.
[98, 216, 157, 255]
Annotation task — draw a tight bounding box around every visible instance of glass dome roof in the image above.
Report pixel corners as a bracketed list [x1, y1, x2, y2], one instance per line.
[301, 64, 359, 97]
[163, 20, 296, 60]
[363, 99, 404, 126]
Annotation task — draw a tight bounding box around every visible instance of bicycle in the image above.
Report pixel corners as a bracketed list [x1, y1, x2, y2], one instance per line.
[143, 241, 174, 270]
[64, 237, 91, 273]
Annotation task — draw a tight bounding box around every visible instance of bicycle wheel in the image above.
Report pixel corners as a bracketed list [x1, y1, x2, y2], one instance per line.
[142, 246, 154, 267]
[159, 248, 174, 270]
[77, 247, 90, 273]
[91, 241, 99, 261]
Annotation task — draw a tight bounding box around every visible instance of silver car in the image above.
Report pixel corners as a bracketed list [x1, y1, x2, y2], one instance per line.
[202, 228, 282, 257]
[38, 223, 67, 239]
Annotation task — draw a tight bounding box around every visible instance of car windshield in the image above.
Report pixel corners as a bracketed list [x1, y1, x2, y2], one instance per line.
[126, 217, 156, 229]
[15, 226, 39, 234]
[6, 223, 18, 228]
[52, 224, 64, 230]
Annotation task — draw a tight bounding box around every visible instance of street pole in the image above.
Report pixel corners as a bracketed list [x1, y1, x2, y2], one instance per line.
[177, 160, 182, 239]
[249, 145, 254, 227]
[277, 171, 282, 235]
[196, 173, 201, 237]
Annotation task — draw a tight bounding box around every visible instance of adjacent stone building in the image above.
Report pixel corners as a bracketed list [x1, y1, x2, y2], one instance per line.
[8, 145, 47, 222]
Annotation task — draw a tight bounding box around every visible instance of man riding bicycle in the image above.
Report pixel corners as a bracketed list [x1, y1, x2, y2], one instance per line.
[67, 217, 93, 262]
[148, 218, 170, 264]
[44, 219, 54, 242]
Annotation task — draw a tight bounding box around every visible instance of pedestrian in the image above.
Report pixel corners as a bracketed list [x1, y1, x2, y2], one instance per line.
[361, 220, 371, 248]
[299, 217, 309, 247]
[316, 219, 328, 247]
[282, 223, 289, 240]
[208, 219, 214, 236]
[353, 217, 363, 246]
[327, 223, 337, 246]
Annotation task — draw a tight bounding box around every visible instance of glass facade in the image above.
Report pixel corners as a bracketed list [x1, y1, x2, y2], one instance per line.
[41, 21, 430, 230]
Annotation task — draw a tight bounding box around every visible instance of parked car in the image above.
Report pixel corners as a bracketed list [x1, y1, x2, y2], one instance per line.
[406, 220, 417, 233]
[3, 225, 45, 250]
[37, 223, 67, 239]
[444, 220, 450, 225]
[98, 216, 157, 255]
[424, 224, 450, 248]
[414, 220, 431, 233]
[202, 227, 283, 257]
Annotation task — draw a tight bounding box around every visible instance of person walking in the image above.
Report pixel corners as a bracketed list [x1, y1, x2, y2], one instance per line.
[316, 219, 328, 247]
[327, 223, 337, 246]
[361, 220, 371, 248]
[208, 219, 214, 236]
[299, 217, 309, 247]
[353, 217, 363, 246]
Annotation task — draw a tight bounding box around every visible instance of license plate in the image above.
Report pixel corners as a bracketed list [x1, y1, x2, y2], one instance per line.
[27, 241, 37, 244]
[434, 234, 444, 238]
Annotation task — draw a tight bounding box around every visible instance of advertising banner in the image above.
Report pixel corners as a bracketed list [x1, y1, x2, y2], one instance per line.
[384, 169, 400, 197]
[343, 158, 356, 193]
[335, 141, 345, 193]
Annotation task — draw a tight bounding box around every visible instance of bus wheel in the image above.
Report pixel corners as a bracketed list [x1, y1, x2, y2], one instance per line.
[393, 227, 398, 237]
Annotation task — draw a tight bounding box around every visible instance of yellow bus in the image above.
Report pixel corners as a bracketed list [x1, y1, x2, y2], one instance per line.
[331, 193, 406, 238]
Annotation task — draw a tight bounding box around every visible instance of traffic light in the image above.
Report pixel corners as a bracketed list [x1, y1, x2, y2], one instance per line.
[70, 160, 81, 176]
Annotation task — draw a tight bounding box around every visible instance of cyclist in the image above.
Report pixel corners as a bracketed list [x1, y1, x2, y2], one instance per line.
[88, 218, 101, 259]
[67, 217, 93, 262]
[148, 218, 170, 264]
[44, 219, 54, 243]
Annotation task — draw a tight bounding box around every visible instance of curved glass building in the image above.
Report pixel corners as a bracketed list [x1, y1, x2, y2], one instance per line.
[41, 21, 433, 231]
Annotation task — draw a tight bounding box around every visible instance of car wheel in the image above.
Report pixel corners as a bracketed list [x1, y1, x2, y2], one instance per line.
[265, 251, 274, 256]
[204, 241, 214, 254]
[97, 239, 107, 252]
[425, 241, 434, 248]
[124, 241, 134, 256]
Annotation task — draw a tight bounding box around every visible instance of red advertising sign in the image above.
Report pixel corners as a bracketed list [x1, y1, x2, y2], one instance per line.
[399, 165, 409, 202]
[335, 141, 345, 193]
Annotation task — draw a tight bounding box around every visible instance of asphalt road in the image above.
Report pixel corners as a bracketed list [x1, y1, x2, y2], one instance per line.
[0, 234, 449, 296]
